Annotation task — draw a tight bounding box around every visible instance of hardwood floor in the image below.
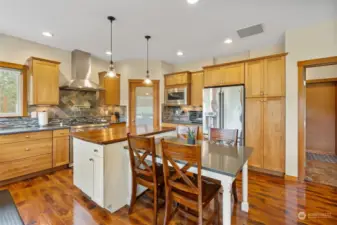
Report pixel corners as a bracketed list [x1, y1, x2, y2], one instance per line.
[0, 168, 336, 225]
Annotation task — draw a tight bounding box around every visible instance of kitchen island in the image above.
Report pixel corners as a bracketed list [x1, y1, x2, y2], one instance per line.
[71, 125, 176, 213]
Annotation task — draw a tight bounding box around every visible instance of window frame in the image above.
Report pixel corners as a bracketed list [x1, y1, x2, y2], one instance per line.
[0, 61, 27, 117]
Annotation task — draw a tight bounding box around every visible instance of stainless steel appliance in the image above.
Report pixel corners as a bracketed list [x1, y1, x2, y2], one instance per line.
[164, 87, 188, 105]
[203, 85, 244, 145]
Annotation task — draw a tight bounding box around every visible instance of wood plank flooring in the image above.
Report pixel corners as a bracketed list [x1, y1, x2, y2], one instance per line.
[0, 169, 336, 225]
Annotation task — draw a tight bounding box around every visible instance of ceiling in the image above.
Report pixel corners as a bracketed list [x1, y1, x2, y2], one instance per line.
[0, 0, 336, 64]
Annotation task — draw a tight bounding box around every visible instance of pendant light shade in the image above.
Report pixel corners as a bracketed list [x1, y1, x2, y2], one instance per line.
[144, 35, 152, 85]
[106, 16, 117, 78]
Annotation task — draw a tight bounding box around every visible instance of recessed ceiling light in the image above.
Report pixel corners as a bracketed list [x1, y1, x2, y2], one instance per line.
[42, 32, 53, 37]
[177, 51, 184, 56]
[105, 51, 112, 55]
[187, 0, 199, 4]
[224, 38, 233, 44]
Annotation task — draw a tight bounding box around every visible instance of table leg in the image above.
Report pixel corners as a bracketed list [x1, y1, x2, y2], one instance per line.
[241, 162, 249, 212]
[221, 180, 232, 225]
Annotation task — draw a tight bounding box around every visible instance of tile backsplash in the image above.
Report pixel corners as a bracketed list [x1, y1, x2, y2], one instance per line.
[28, 90, 127, 120]
[162, 105, 202, 124]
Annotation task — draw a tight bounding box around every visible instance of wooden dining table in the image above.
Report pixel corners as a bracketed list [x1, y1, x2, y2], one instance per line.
[125, 136, 253, 225]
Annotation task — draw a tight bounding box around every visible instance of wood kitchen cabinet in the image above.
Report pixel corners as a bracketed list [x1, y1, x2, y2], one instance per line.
[191, 71, 204, 106]
[52, 129, 70, 167]
[27, 57, 60, 105]
[165, 71, 191, 87]
[99, 72, 120, 105]
[203, 63, 244, 87]
[245, 55, 285, 98]
[245, 97, 285, 173]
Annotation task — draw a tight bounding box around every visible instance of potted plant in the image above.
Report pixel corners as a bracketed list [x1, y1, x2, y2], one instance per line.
[187, 127, 196, 145]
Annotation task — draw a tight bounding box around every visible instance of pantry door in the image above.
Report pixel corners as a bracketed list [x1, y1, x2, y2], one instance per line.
[129, 79, 160, 127]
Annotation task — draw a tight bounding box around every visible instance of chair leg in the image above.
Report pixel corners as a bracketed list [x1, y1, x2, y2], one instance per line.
[164, 189, 172, 225]
[232, 180, 238, 203]
[216, 192, 221, 225]
[129, 178, 137, 214]
[153, 188, 158, 225]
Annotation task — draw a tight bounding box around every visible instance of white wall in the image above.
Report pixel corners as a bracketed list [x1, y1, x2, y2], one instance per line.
[285, 20, 337, 177]
[173, 43, 285, 72]
[0, 33, 108, 85]
[306, 64, 337, 80]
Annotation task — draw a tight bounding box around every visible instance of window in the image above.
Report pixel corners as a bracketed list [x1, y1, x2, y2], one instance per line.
[0, 67, 22, 116]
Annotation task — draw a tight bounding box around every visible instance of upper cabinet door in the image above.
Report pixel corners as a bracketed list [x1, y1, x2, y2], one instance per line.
[104, 74, 120, 105]
[263, 97, 285, 173]
[264, 56, 285, 97]
[204, 63, 244, 87]
[245, 60, 264, 98]
[164, 72, 191, 87]
[191, 71, 204, 106]
[31, 59, 60, 105]
[245, 98, 264, 169]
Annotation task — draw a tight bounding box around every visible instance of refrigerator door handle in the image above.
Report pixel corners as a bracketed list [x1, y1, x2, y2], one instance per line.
[222, 91, 225, 129]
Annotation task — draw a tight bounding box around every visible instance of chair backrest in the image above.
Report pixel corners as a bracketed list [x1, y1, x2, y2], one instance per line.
[176, 125, 199, 140]
[127, 133, 157, 184]
[209, 128, 238, 146]
[161, 139, 202, 206]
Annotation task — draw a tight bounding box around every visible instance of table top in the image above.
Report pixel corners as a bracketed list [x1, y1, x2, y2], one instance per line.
[125, 136, 253, 177]
[71, 125, 176, 145]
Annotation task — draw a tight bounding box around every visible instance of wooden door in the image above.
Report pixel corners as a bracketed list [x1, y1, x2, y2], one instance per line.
[245, 60, 264, 98]
[263, 97, 285, 173]
[104, 74, 120, 105]
[33, 60, 59, 105]
[245, 98, 264, 168]
[191, 71, 204, 106]
[264, 56, 285, 97]
[129, 80, 160, 127]
[306, 83, 336, 154]
[53, 136, 69, 167]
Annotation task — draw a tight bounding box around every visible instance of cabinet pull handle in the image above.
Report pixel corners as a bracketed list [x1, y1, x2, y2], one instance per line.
[260, 91, 263, 96]
[94, 149, 98, 153]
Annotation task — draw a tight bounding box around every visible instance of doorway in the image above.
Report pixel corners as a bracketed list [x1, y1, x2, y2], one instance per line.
[128, 79, 160, 127]
[298, 57, 337, 184]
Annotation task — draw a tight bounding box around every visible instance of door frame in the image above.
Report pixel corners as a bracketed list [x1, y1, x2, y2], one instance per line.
[128, 79, 160, 127]
[298, 56, 337, 182]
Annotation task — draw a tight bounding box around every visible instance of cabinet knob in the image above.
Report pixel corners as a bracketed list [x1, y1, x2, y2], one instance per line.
[25, 148, 30, 151]
[25, 135, 30, 138]
[260, 91, 264, 96]
[89, 158, 94, 162]
[94, 149, 98, 153]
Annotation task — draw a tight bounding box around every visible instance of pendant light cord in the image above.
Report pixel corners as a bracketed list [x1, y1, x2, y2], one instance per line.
[145, 35, 151, 77]
[110, 18, 113, 65]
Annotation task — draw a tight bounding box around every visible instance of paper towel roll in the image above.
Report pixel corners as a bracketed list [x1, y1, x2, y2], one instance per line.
[38, 111, 48, 126]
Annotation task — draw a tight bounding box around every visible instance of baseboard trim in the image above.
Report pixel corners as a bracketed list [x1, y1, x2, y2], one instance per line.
[248, 166, 284, 177]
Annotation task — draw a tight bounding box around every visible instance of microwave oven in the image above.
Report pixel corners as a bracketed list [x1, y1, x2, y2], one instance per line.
[164, 87, 189, 105]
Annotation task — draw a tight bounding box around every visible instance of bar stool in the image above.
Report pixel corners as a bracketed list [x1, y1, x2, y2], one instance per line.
[127, 133, 163, 225]
[161, 139, 221, 225]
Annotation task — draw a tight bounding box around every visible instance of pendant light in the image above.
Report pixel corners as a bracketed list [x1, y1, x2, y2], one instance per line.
[106, 16, 117, 78]
[144, 35, 152, 85]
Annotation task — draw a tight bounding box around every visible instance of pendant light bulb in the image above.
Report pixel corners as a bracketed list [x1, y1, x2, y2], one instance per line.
[106, 16, 118, 78]
[144, 35, 152, 85]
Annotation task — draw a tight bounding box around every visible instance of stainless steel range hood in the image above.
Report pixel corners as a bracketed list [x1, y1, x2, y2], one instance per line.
[60, 50, 104, 91]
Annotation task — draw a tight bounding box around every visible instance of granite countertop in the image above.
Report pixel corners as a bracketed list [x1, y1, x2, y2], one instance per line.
[162, 121, 203, 125]
[71, 125, 176, 145]
[0, 125, 70, 135]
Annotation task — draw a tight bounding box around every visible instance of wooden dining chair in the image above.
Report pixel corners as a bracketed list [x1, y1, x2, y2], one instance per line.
[176, 125, 199, 140]
[209, 128, 239, 202]
[161, 139, 221, 225]
[127, 133, 163, 225]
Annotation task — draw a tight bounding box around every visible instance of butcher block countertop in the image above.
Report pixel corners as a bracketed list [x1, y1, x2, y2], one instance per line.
[71, 125, 176, 145]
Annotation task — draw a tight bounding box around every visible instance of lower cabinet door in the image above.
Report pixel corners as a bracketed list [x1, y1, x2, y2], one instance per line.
[53, 136, 70, 167]
[73, 139, 93, 198]
[92, 155, 104, 207]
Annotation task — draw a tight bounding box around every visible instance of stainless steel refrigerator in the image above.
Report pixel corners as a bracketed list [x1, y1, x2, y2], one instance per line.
[203, 85, 245, 145]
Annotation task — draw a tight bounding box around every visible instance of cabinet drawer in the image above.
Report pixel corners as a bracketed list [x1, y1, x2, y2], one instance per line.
[0, 131, 52, 144]
[0, 139, 52, 163]
[0, 154, 52, 181]
[53, 129, 70, 137]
